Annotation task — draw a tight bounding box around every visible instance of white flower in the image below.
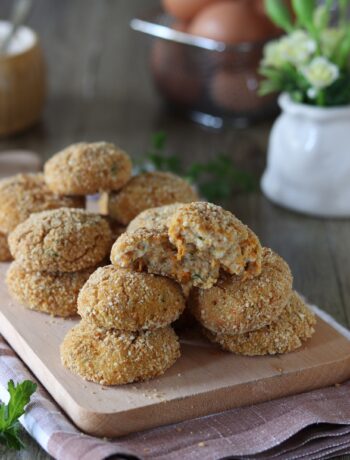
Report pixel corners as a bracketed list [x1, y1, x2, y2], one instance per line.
[279, 30, 317, 66]
[307, 87, 318, 99]
[302, 57, 339, 89]
[262, 39, 284, 68]
[321, 29, 344, 57]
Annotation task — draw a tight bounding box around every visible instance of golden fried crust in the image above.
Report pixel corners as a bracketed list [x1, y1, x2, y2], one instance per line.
[9, 208, 112, 272]
[6, 262, 94, 317]
[60, 322, 180, 385]
[111, 228, 193, 295]
[112, 223, 245, 295]
[0, 173, 84, 234]
[204, 292, 316, 356]
[0, 232, 11, 262]
[78, 266, 185, 330]
[168, 202, 262, 288]
[106, 172, 198, 225]
[189, 247, 293, 334]
[44, 142, 132, 195]
[127, 203, 182, 233]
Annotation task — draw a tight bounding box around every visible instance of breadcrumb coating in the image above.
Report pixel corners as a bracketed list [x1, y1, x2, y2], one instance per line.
[204, 292, 316, 355]
[123, 202, 261, 292]
[6, 262, 94, 317]
[168, 202, 262, 288]
[0, 232, 11, 262]
[44, 142, 132, 195]
[9, 208, 112, 272]
[105, 172, 198, 225]
[189, 248, 293, 335]
[61, 321, 180, 385]
[0, 173, 84, 234]
[111, 228, 193, 295]
[127, 203, 182, 233]
[78, 265, 185, 331]
[111, 221, 260, 294]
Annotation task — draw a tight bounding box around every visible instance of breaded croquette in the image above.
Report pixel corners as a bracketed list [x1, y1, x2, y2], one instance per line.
[168, 202, 262, 288]
[189, 248, 293, 335]
[0, 173, 84, 234]
[44, 142, 132, 195]
[105, 172, 198, 225]
[6, 261, 94, 317]
[204, 292, 316, 355]
[9, 208, 112, 272]
[60, 321, 180, 385]
[111, 228, 194, 295]
[127, 203, 182, 233]
[78, 266, 185, 330]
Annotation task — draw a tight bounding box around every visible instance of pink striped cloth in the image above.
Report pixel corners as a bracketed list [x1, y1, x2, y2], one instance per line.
[1, 306, 350, 460]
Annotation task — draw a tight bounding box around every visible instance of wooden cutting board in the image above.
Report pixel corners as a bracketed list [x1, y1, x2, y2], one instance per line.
[1, 262, 350, 438]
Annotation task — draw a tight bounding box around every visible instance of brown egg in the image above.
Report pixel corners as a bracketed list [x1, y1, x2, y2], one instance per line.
[253, 0, 293, 17]
[150, 38, 202, 107]
[252, 0, 266, 16]
[171, 20, 188, 33]
[188, 1, 276, 44]
[162, 0, 220, 21]
[210, 69, 275, 113]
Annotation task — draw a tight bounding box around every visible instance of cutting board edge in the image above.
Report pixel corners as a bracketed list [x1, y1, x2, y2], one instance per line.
[63, 351, 350, 437]
[2, 302, 350, 438]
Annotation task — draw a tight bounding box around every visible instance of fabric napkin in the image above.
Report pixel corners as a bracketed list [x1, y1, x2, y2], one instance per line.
[1, 305, 350, 460]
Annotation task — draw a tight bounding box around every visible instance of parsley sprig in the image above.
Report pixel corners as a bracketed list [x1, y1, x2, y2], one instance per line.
[140, 132, 256, 202]
[0, 380, 37, 451]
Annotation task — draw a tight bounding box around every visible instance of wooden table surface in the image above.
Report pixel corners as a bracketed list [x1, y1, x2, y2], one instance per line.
[0, 1, 349, 459]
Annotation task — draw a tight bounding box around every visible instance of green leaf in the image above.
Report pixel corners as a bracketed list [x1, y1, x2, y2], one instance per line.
[339, 0, 350, 26]
[291, 0, 316, 33]
[187, 154, 257, 201]
[323, 73, 350, 106]
[6, 380, 36, 425]
[0, 380, 37, 451]
[141, 133, 256, 201]
[335, 29, 350, 69]
[152, 131, 167, 150]
[313, 5, 329, 29]
[265, 0, 294, 32]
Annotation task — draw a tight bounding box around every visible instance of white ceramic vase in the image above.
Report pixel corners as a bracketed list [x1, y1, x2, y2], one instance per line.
[261, 93, 350, 217]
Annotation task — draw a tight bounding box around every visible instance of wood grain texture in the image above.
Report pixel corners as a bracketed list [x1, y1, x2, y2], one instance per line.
[1, 263, 350, 439]
[0, 0, 349, 457]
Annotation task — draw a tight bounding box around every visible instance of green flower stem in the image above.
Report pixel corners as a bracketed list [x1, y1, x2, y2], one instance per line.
[317, 90, 326, 106]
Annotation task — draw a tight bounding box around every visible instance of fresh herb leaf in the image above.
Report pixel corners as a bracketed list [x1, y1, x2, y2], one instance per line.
[0, 380, 37, 451]
[152, 131, 167, 150]
[142, 133, 256, 202]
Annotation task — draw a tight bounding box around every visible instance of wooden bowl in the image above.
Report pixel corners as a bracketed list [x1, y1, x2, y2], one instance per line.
[0, 22, 46, 136]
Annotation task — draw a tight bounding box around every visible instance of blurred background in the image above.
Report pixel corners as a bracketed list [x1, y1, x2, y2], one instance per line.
[0, 0, 272, 174]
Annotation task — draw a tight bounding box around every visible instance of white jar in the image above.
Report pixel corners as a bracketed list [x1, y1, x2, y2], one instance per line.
[261, 93, 350, 217]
